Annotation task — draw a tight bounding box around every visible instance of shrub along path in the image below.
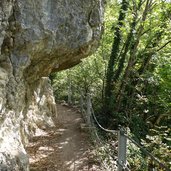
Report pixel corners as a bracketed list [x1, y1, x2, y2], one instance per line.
[26, 104, 101, 171]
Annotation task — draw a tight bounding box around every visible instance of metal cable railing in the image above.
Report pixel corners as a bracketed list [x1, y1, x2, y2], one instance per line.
[80, 93, 171, 171]
[124, 133, 171, 171]
[91, 106, 118, 134]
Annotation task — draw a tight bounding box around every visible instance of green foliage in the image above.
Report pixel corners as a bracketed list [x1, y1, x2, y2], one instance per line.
[145, 127, 171, 164]
[51, 54, 106, 104]
[50, 71, 68, 101]
[128, 142, 149, 171]
[102, 0, 171, 133]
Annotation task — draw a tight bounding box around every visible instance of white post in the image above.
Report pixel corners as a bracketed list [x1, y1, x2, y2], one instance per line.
[118, 128, 127, 171]
[80, 91, 88, 123]
[67, 80, 72, 104]
[80, 91, 84, 115]
[67, 72, 72, 105]
[86, 93, 91, 127]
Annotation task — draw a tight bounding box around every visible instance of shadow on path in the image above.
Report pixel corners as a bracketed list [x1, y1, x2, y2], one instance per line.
[26, 104, 101, 171]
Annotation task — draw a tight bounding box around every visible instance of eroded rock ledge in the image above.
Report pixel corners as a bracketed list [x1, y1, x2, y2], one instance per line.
[0, 0, 104, 170]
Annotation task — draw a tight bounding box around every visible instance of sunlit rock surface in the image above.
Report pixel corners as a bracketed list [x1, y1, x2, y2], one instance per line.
[0, 0, 104, 170]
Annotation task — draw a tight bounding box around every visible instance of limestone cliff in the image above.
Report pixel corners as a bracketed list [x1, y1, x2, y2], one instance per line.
[0, 0, 104, 170]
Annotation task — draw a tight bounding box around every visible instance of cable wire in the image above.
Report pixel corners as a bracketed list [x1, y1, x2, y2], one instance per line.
[81, 94, 171, 171]
[124, 133, 171, 171]
[90, 104, 118, 134]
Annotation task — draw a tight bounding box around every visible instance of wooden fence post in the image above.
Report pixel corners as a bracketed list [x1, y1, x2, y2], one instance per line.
[118, 128, 127, 171]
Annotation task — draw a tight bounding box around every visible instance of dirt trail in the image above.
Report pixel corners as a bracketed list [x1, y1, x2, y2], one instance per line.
[27, 104, 101, 171]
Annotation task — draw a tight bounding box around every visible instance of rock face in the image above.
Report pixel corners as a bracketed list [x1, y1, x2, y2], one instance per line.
[0, 0, 104, 170]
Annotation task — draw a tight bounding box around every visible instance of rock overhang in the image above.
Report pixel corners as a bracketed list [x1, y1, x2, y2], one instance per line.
[0, 0, 104, 170]
[5, 0, 104, 83]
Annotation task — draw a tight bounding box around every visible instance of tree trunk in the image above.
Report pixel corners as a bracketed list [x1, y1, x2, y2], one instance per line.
[104, 0, 129, 118]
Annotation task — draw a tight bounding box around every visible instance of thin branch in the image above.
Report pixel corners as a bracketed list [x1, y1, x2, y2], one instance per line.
[139, 0, 146, 7]
[141, 28, 151, 36]
[132, 0, 137, 11]
[157, 40, 171, 52]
